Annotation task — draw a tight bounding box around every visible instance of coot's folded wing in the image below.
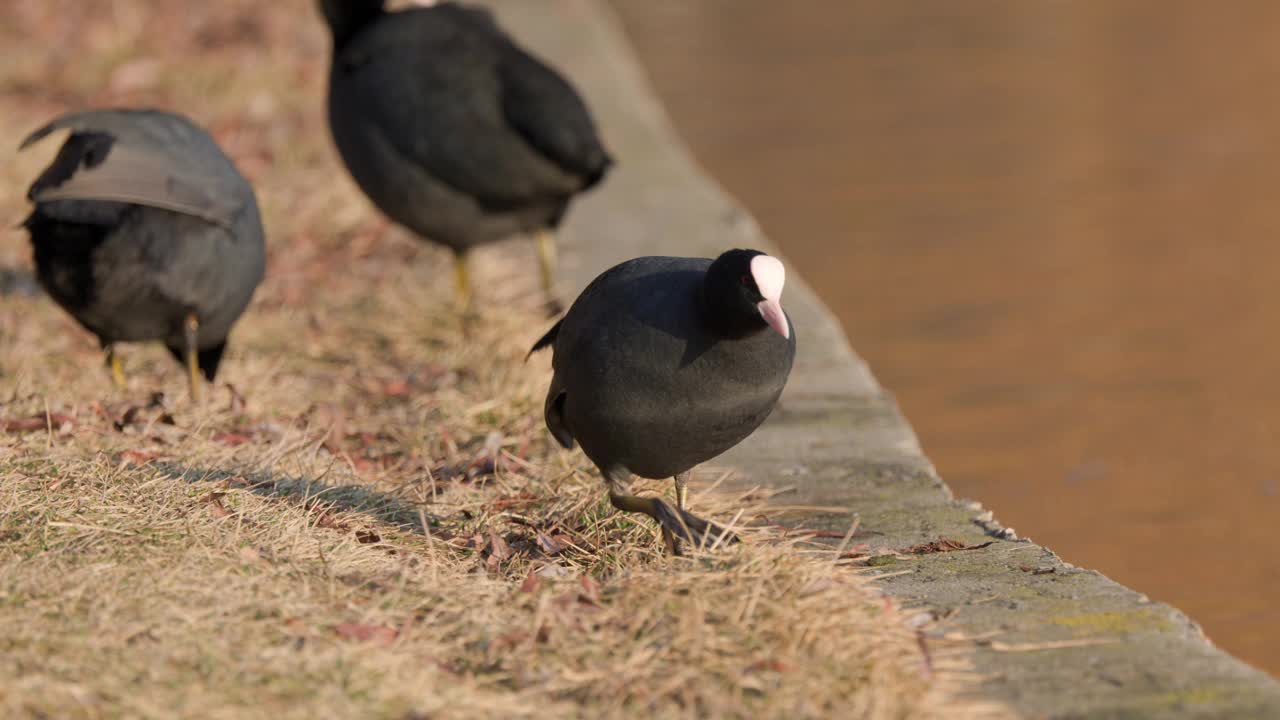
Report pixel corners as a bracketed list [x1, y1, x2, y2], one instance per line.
[21, 110, 243, 229]
[498, 45, 612, 189]
[344, 11, 583, 210]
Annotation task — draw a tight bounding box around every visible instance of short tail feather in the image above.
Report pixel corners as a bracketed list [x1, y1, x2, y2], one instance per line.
[582, 153, 613, 191]
[526, 319, 561, 362]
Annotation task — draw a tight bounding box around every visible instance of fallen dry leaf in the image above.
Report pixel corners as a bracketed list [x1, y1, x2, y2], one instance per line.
[212, 431, 253, 447]
[536, 564, 571, 579]
[519, 567, 541, 594]
[488, 530, 511, 561]
[493, 630, 530, 650]
[355, 529, 381, 544]
[467, 457, 497, 480]
[382, 379, 411, 397]
[485, 530, 512, 571]
[204, 493, 232, 519]
[537, 531, 566, 555]
[838, 543, 871, 559]
[486, 493, 539, 512]
[578, 574, 601, 604]
[118, 449, 159, 467]
[2, 413, 75, 433]
[311, 508, 350, 531]
[899, 538, 995, 555]
[746, 659, 791, 673]
[988, 638, 1117, 652]
[334, 623, 398, 646]
[792, 527, 872, 540]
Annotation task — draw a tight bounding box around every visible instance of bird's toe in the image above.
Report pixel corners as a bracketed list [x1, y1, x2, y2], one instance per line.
[652, 501, 738, 553]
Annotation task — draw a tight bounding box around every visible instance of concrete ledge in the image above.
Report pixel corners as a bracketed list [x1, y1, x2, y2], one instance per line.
[489, 1, 1280, 716]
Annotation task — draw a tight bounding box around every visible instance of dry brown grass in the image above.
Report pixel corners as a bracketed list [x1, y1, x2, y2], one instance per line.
[0, 2, 1003, 718]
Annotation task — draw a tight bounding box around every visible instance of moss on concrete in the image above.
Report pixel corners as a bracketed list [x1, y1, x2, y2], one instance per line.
[1149, 687, 1228, 708]
[1049, 609, 1175, 636]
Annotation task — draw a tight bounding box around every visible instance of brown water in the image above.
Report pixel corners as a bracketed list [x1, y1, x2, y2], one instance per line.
[612, 0, 1280, 674]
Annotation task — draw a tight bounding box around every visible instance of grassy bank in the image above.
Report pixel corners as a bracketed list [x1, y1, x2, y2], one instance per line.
[0, 2, 998, 717]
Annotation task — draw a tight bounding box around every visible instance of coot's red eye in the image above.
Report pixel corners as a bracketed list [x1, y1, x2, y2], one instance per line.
[740, 274, 752, 286]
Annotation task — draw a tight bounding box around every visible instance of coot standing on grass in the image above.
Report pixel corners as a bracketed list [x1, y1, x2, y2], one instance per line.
[20, 109, 266, 400]
[318, 0, 612, 311]
[529, 249, 796, 552]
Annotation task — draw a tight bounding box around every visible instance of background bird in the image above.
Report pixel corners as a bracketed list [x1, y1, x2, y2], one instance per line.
[318, 0, 613, 312]
[20, 108, 266, 400]
[529, 248, 796, 552]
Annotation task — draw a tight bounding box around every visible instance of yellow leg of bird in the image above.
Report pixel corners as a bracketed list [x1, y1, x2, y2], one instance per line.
[106, 346, 126, 389]
[453, 251, 472, 311]
[536, 228, 557, 303]
[674, 472, 689, 512]
[184, 313, 202, 402]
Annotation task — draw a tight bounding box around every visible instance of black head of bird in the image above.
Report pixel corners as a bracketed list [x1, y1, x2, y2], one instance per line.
[317, 0, 386, 47]
[19, 109, 266, 400]
[701, 248, 791, 340]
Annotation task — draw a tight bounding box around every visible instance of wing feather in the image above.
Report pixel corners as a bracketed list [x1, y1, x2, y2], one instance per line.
[20, 110, 244, 229]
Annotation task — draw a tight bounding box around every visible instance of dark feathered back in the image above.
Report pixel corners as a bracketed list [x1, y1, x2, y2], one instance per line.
[323, 1, 612, 251]
[498, 45, 613, 188]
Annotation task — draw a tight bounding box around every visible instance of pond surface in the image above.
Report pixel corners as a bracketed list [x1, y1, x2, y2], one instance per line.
[613, 0, 1280, 674]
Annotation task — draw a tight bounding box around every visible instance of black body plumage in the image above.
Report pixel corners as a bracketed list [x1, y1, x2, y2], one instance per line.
[534, 252, 796, 483]
[21, 108, 266, 381]
[319, 0, 612, 254]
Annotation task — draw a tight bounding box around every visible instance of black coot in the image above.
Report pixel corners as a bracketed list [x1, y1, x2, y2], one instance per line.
[20, 109, 266, 399]
[530, 249, 796, 551]
[318, 0, 613, 310]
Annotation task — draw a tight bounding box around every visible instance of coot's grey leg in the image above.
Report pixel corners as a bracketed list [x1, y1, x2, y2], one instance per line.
[605, 469, 736, 555]
[535, 229, 563, 316]
[669, 473, 691, 555]
[105, 345, 126, 389]
[183, 312, 202, 401]
[607, 480, 678, 553]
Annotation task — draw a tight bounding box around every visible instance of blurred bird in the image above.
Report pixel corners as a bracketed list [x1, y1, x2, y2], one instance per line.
[318, 0, 613, 312]
[529, 249, 796, 552]
[20, 109, 266, 400]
